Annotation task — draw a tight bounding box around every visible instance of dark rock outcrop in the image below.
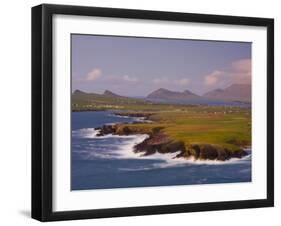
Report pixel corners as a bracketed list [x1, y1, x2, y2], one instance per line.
[176, 143, 248, 161]
[96, 125, 117, 136]
[134, 132, 186, 156]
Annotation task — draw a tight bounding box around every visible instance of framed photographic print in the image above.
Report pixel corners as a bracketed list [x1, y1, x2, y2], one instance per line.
[32, 4, 274, 221]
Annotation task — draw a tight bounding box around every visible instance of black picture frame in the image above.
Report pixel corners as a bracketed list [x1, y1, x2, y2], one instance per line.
[32, 3, 274, 222]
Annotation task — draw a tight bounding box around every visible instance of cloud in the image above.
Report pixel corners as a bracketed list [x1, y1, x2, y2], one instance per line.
[152, 77, 169, 85]
[229, 59, 251, 84]
[204, 58, 251, 87]
[86, 68, 102, 81]
[77, 68, 138, 84]
[204, 70, 223, 86]
[122, 75, 139, 83]
[231, 59, 251, 73]
[174, 78, 190, 86]
[105, 75, 139, 84]
[153, 77, 190, 87]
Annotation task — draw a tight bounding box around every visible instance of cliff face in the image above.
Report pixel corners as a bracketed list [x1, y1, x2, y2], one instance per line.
[177, 144, 247, 161]
[96, 123, 248, 161]
[134, 132, 186, 156]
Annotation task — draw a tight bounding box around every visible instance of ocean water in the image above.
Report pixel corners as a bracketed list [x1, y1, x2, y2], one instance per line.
[71, 111, 251, 190]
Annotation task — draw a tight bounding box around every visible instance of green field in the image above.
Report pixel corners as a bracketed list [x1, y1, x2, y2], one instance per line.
[121, 109, 251, 152]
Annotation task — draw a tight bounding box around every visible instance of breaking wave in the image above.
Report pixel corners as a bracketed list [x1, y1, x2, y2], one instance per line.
[72, 127, 251, 170]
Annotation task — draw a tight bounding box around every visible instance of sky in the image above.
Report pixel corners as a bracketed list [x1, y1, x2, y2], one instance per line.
[72, 34, 251, 96]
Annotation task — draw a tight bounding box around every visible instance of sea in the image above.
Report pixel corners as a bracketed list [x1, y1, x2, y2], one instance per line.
[71, 111, 251, 190]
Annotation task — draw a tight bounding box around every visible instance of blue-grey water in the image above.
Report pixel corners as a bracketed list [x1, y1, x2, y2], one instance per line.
[71, 111, 251, 190]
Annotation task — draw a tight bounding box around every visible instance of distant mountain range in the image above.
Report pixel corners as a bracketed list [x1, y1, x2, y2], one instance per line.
[73, 89, 132, 101]
[203, 84, 251, 102]
[72, 84, 251, 106]
[73, 89, 126, 99]
[146, 84, 251, 103]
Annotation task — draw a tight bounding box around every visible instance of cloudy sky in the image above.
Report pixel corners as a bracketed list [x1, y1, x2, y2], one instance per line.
[72, 34, 251, 96]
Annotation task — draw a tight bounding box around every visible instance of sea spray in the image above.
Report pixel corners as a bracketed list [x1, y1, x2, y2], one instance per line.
[72, 127, 250, 168]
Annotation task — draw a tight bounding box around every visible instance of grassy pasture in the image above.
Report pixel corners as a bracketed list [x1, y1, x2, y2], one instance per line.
[123, 109, 251, 152]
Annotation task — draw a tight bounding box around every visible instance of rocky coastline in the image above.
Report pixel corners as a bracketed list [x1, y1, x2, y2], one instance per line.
[95, 113, 249, 161]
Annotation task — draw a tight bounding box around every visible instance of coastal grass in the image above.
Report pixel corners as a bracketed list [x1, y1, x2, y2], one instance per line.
[117, 109, 251, 152]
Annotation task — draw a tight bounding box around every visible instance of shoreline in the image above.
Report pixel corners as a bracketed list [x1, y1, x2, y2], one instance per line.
[94, 111, 250, 161]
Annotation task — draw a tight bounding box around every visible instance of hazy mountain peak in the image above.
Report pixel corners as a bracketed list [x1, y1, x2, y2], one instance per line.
[103, 90, 122, 97]
[73, 89, 87, 95]
[183, 89, 198, 96]
[155, 88, 170, 92]
[203, 84, 251, 102]
[147, 88, 199, 102]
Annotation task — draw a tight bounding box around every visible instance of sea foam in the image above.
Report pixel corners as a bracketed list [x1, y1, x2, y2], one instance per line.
[72, 127, 251, 169]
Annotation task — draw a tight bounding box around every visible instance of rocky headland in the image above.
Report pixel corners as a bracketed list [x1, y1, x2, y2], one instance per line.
[96, 114, 248, 161]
